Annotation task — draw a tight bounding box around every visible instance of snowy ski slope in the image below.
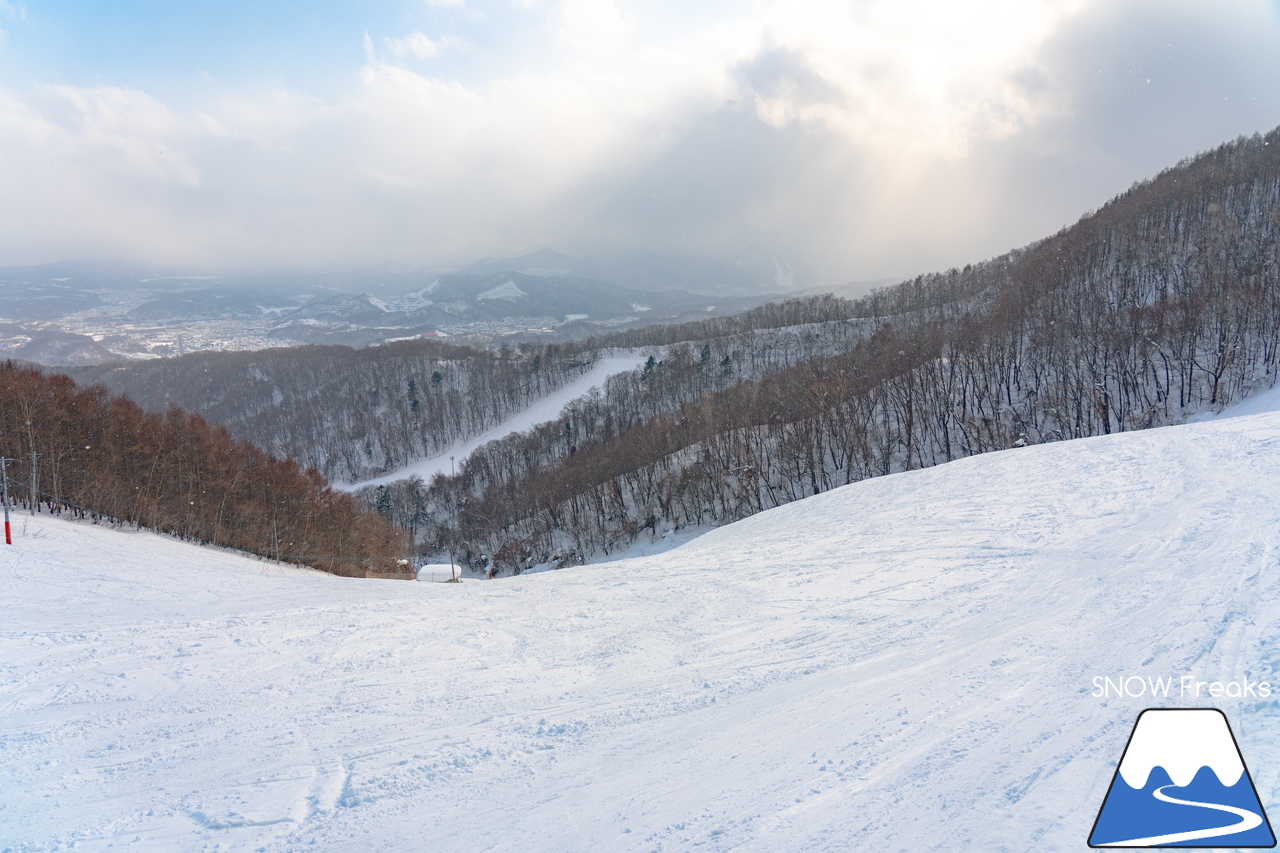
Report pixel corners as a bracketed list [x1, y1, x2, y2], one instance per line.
[339, 352, 646, 490]
[6, 400, 1280, 851]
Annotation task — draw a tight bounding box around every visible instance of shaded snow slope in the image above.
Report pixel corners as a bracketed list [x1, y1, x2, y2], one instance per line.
[1215, 380, 1280, 420]
[7, 411, 1280, 851]
[338, 351, 645, 490]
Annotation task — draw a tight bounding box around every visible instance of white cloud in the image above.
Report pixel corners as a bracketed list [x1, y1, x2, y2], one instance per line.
[28, 84, 200, 186]
[386, 31, 439, 59]
[725, 0, 1087, 159]
[385, 31, 470, 61]
[0, 84, 213, 265]
[1, 0, 1278, 278]
[557, 0, 635, 55]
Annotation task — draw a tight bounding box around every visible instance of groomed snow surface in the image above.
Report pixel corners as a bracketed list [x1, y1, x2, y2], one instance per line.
[7, 405, 1280, 851]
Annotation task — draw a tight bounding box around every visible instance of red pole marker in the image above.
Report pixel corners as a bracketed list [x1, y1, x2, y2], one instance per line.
[0, 457, 11, 545]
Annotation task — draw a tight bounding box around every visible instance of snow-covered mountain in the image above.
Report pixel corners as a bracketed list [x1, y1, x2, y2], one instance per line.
[0, 325, 122, 365]
[126, 289, 312, 322]
[457, 248, 804, 295]
[6, 392, 1280, 850]
[0, 257, 784, 363]
[268, 271, 773, 341]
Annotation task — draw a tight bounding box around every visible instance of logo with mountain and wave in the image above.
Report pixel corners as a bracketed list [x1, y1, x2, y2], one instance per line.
[1089, 708, 1275, 847]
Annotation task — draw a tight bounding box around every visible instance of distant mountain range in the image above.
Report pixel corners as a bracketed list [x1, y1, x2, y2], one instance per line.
[0, 254, 797, 359]
[0, 259, 333, 324]
[0, 324, 121, 365]
[0, 250, 805, 325]
[268, 271, 773, 344]
[457, 248, 801, 295]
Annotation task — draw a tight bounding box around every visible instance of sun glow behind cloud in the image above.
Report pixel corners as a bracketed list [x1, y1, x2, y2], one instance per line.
[733, 0, 1082, 156]
[0, 0, 1278, 280]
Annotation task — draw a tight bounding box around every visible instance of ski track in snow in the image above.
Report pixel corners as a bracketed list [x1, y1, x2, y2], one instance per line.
[7, 405, 1280, 849]
[338, 352, 646, 491]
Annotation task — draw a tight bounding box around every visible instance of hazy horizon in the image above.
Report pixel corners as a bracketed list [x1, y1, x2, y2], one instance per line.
[2, 1, 1280, 286]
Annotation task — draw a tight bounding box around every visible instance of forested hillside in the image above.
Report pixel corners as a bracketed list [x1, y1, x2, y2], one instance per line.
[410, 130, 1280, 572]
[79, 296, 879, 488]
[67, 130, 1280, 575]
[357, 301, 886, 533]
[0, 362, 410, 576]
[80, 340, 600, 484]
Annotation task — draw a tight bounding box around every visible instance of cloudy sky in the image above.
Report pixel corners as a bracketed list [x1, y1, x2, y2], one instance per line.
[1, 0, 1279, 284]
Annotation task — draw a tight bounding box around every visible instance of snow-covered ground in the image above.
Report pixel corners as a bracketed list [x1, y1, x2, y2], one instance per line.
[7, 403, 1280, 851]
[1207, 381, 1280, 421]
[339, 352, 646, 490]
